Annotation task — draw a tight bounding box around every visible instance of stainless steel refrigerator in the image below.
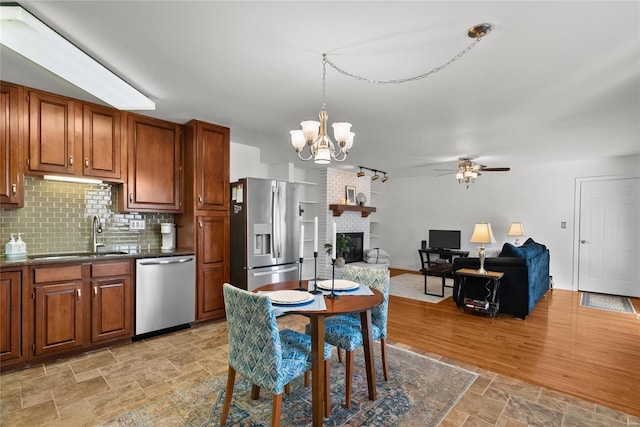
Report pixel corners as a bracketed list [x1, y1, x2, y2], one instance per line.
[230, 178, 301, 291]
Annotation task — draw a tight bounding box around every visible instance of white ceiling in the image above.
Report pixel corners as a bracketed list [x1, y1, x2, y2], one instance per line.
[2, 1, 639, 178]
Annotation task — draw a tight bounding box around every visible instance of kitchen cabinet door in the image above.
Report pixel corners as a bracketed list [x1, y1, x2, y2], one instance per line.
[90, 260, 133, 342]
[196, 214, 229, 320]
[0, 82, 24, 208]
[91, 276, 132, 342]
[82, 103, 123, 181]
[27, 90, 75, 174]
[0, 270, 22, 363]
[185, 120, 230, 211]
[122, 114, 182, 212]
[33, 281, 86, 356]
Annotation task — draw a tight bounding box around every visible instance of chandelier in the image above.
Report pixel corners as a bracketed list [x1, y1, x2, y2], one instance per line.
[290, 54, 353, 164]
[290, 23, 493, 164]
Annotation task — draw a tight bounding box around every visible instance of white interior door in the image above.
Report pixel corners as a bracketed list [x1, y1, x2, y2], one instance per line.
[578, 177, 640, 297]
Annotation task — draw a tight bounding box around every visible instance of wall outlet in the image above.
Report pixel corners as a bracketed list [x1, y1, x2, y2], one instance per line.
[130, 220, 146, 231]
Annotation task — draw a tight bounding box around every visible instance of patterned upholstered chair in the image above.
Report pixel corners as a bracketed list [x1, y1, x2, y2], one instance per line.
[221, 283, 332, 427]
[307, 265, 390, 408]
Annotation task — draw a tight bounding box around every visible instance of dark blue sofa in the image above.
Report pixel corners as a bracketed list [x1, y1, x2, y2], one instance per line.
[452, 238, 550, 319]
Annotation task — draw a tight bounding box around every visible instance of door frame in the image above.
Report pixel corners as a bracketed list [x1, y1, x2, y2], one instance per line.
[572, 174, 640, 292]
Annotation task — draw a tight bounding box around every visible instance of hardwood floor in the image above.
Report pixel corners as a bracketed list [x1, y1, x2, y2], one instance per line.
[387, 268, 640, 417]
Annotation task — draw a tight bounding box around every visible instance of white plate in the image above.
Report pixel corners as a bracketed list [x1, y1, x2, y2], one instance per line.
[267, 290, 315, 305]
[316, 279, 359, 291]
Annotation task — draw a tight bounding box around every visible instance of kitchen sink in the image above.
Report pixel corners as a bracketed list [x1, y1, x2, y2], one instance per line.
[27, 251, 130, 260]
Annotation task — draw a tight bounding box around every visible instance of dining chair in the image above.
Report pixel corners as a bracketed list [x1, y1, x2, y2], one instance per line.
[220, 283, 332, 427]
[307, 265, 390, 408]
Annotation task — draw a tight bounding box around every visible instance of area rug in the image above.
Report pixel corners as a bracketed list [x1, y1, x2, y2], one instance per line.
[580, 292, 635, 314]
[389, 273, 454, 303]
[101, 345, 477, 426]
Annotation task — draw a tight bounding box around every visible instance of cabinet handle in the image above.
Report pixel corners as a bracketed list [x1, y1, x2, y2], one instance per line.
[198, 195, 203, 204]
[93, 286, 98, 298]
[69, 156, 74, 166]
[199, 220, 203, 228]
[11, 183, 17, 196]
[85, 158, 89, 168]
[77, 288, 82, 300]
[129, 193, 133, 203]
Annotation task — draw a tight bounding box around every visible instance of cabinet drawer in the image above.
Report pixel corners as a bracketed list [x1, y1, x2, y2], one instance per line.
[33, 265, 82, 283]
[91, 261, 131, 278]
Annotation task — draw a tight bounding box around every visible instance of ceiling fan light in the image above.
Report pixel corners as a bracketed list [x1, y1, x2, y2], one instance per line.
[456, 172, 464, 180]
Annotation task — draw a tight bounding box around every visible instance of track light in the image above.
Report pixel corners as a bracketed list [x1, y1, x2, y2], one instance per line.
[356, 166, 389, 182]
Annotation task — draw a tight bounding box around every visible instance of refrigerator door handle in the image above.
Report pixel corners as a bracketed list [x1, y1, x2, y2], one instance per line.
[251, 266, 298, 277]
[271, 186, 279, 258]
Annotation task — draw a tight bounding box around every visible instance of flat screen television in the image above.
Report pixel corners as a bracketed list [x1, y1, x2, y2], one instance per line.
[428, 229, 461, 250]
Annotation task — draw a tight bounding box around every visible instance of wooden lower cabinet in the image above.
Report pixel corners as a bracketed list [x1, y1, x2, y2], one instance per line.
[33, 281, 86, 356]
[90, 260, 133, 342]
[0, 269, 24, 364]
[195, 215, 229, 320]
[28, 260, 133, 362]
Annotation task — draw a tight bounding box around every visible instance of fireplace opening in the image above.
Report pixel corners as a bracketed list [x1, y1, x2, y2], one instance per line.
[343, 232, 364, 264]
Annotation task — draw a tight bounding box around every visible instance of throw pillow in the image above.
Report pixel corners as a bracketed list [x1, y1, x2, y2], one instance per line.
[499, 242, 525, 258]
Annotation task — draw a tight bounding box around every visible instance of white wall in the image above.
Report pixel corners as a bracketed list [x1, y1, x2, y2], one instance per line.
[230, 141, 268, 181]
[375, 155, 640, 291]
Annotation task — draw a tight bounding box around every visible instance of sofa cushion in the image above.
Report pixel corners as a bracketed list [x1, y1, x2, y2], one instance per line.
[499, 243, 525, 258]
[520, 238, 546, 258]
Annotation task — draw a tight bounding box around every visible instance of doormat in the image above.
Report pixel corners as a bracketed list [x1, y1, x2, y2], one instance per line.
[580, 292, 635, 314]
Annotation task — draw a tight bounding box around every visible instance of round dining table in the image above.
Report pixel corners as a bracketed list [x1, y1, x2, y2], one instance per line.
[256, 280, 383, 427]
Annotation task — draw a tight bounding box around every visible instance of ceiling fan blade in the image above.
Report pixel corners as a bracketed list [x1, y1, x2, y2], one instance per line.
[434, 169, 456, 172]
[480, 167, 511, 172]
[435, 171, 457, 177]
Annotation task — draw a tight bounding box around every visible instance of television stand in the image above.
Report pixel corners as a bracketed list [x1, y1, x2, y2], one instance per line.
[418, 248, 469, 297]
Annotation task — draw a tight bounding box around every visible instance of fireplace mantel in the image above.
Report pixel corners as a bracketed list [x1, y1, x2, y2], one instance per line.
[329, 204, 376, 218]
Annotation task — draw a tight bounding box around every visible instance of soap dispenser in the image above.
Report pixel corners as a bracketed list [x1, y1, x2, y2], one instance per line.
[5, 234, 16, 255]
[16, 233, 26, 254]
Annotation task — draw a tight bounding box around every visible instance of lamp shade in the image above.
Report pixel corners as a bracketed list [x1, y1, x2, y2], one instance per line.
[507, 222, 525, 237]
[469, 223, 496, 244]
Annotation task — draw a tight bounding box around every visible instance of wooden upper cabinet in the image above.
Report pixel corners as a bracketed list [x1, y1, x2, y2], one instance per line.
[82, 103, 123, 181]
[122, 113, 182, 212]
[189, 120, 230, 211]
[0, 82, 24, 207]
[27, 90, 75, 174]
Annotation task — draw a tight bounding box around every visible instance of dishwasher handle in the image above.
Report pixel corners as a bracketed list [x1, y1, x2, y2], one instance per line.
[138, 257, 194, 266]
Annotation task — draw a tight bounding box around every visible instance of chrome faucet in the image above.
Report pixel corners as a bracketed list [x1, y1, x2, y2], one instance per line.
[92, 215, 105, 253]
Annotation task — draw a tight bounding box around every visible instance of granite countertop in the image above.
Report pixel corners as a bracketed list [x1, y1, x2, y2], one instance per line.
[0, 249, 196, 268]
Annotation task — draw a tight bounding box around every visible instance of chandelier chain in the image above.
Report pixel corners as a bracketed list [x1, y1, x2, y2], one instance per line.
[321, 53, 327, 110]
[323, 36, 483, 85]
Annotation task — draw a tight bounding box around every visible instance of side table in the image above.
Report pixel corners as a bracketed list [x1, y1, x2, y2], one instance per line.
[454, 268, 504, 318]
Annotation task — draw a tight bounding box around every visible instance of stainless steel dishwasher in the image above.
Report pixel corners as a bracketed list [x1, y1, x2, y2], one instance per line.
[135, 255, 196, 336]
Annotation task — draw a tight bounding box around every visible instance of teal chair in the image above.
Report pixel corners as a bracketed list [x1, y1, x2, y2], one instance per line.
[221, 283, 332, 427]
[307, 265, 390, 408]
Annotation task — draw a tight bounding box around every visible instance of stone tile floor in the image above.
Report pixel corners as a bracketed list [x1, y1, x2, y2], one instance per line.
[1, 315, 638, 426]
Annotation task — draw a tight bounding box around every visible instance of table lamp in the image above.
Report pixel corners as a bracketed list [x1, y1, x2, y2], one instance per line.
[507, 222, 525, 246]
[469, 222, 496, 274]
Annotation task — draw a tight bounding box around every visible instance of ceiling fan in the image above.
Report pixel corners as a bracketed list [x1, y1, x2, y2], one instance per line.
[436, 157, 511, 188]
